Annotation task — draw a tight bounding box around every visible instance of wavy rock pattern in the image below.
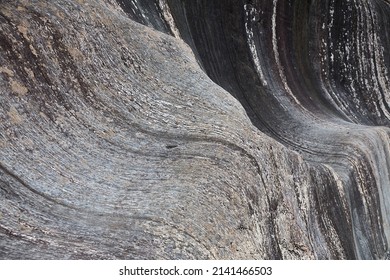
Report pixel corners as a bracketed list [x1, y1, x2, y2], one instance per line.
[0, 0, 389, 259]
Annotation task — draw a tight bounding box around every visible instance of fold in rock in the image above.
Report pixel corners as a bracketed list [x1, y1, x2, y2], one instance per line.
[0, 0, 389, 259]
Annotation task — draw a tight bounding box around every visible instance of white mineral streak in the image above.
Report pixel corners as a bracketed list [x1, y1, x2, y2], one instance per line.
[130, 0, 137, 14]
[318, 21, 349, 119]
[349, 0, 363, 110]
[324, 0, 350, 114]
[366, 5, 382, 118]
[271, 0, 301, 105]
[158, 0, 181, 38]
[368, 3, 390, 120]
[244, 4, 267, 86]
[132, 0, 149, 21]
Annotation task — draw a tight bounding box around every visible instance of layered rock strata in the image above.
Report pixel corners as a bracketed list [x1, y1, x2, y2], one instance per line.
[0, 0, 389, 259]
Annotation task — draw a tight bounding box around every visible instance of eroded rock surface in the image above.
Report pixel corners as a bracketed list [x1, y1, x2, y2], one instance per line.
[1, 0, 389, 259]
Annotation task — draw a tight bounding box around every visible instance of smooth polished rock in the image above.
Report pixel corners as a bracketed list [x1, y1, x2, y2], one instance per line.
[0, 0, 389, 259]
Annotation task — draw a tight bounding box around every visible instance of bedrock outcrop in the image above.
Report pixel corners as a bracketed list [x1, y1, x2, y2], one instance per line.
[1, 0, 389, 259]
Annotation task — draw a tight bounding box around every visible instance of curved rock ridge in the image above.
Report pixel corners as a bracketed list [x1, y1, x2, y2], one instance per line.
[0, 0, 389, 259]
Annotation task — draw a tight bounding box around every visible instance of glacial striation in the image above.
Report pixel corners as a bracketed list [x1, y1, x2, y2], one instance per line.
[0, 0, 389, 259]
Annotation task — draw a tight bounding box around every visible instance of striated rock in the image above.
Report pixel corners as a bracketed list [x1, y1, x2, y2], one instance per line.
[0, 0, 389, 259]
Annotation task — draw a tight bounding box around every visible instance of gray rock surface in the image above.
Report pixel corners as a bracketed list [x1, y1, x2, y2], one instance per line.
[0, 0, 389, 259]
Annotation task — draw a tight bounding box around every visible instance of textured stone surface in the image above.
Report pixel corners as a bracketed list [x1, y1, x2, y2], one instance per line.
[0, 0, 389, 259]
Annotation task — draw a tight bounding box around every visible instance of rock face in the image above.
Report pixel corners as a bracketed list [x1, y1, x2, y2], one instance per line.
[0, 0, 389, 259]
